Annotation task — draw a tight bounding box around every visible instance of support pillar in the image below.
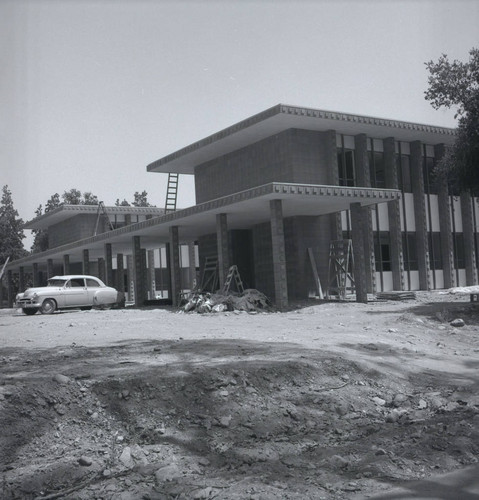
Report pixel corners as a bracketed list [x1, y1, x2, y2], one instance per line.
[63, 254, 70, 275]
[133, 236, 147, 306]
[33, 263, 39, 286]
[127, 255, 134, 302]
[410, 141, 431, 290]
[461, 191, 478, 285]
[350, 202, 368, 303]
[47, 259, 54, 279]
[169, 226, 181, 307]
[384, 137, 405, 291]
[116, 253, 124, 293]
[82, 249, 90, 275]
[216, 213, 229, 288]
[270, 199, 288, 310]
[98, 258, 105, 282]
[434, 144, 455, 288]
[188, 242, 197, 290]
[7, 270, 14, 308]
[104, 244, 113, 286]
[19, 266, 25, 293]
[355, 133, 376, 292]
[147, 249, 156, 299]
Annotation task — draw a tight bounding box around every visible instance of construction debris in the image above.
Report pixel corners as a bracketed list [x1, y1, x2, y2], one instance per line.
[376, 291, 416, 301]
[182, 289, 274, 313]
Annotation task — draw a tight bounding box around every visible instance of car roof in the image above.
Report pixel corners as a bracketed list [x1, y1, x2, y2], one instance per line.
[48, 275, 102, 281]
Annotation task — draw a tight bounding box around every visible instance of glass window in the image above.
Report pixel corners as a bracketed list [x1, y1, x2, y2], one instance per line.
[398, 155, 412, 192]
[454, 233, 465, 269]
[86, 278, 101, 288]
[375, 232, 391, 272]
[402, 233, 418, 271]
[338, 148, 355, 186]
[369, 151, 385, 188]
[428, 232, 443, 269]
[68, 278, 85, 288]
[423, 156, 437, 194]
[48, 279, 68, 287]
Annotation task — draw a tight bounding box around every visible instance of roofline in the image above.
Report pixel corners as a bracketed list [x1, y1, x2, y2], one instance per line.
[146, 103, 457, 174]
[23, 204, 166, 230]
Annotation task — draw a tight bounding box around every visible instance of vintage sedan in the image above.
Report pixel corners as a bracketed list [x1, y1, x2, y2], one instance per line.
[15, 275, 121, 315]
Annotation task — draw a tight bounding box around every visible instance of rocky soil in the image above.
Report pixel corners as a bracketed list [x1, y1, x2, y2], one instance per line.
[1, 292, 479, 499]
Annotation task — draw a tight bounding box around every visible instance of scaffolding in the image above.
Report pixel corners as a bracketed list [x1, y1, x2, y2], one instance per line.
[327, 239, 355, 299]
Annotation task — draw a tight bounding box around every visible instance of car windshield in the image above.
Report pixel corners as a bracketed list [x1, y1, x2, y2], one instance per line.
[47, 279, 67, 287]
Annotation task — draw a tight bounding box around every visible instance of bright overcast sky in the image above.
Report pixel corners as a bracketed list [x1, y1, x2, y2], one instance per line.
[1, 0, 478, 248]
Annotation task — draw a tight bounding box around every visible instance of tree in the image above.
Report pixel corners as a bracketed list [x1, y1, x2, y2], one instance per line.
[31, 205, 49, 253]
[425, 47, 479, 192]
[115, 198, 130, 207]
[62, 189, 99, 205]
[132, 191, 151, 207]
[0, 185, 27, 263]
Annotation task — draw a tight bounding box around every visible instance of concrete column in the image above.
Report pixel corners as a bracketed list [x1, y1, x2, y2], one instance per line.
[127, 255, 134, 301]
[270, 199, 288, 310]
[116, 253, 124, 292]
[7, 270, 14, 308]
[133, 236, 147, 306]
[216, 213, 229, 288]
[147, 249, 156, 299]
[63, 254, 70, 275]
[82, 249, 90, 275]
[104, 244, 113, 286]
[410, 141, 431, 290]
[435, 144, 455, 288]
[0, 277, 3, 308]
[384, 137, 405, 291]
[350, 202, 368, 303]
[354, 133, 375, 293]
[169, 226, 181, 307]
[461, 191, 478, 285]
[324, 129, 343, 241]
[188, 241, 197, 290]
[98, 258, 105, 282]
[32, 263, 39, 286]
[19, 267, 25, 293]
[47, 259, 54, 279]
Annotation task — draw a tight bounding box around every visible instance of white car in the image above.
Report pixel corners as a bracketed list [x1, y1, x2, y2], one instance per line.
[15, 275, 121, 315]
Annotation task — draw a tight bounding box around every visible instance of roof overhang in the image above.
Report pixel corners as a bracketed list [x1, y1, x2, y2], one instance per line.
[147, 104, 457, 175]
[7, 182, 400, 271]
[24, 205, 166, 230]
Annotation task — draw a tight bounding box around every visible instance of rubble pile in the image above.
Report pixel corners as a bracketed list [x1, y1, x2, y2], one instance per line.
[183, 288, 274, 313]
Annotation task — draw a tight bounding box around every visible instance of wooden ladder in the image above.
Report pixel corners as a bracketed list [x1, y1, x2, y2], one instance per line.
[327, 239, 355, 299]
[222, 265, 244, 294]
[199, 256, 219, 292]
[165, 172, 179, 213]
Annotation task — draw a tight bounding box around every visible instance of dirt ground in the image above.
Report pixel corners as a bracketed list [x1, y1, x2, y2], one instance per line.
[1, 292, 479, 499]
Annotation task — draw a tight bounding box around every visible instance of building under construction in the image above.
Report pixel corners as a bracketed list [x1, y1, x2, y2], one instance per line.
[3, 104, 470, 309]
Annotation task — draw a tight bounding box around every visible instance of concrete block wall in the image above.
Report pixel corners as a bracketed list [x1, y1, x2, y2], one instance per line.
[48, 214, 100, 248]
[195, 129, 331, 203]
[252, 222, 275, 300]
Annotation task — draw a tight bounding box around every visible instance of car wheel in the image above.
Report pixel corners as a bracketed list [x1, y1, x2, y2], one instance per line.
[80, 306, 92, 311]
[23, 308, 38, 315]
[40, 299, 57, 315]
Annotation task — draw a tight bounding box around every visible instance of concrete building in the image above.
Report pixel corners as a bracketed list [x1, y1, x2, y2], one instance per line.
[3, 104, 472, 309]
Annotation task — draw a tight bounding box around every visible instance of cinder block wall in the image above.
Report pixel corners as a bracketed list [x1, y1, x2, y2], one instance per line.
[48, 214, 101, 248]
[195, 129, 331, 203]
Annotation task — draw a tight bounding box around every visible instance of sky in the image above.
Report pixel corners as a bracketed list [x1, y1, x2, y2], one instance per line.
[1, 0, 478, 249]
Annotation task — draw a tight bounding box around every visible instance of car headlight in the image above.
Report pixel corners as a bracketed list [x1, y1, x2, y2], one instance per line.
[32, 293, 38, 300]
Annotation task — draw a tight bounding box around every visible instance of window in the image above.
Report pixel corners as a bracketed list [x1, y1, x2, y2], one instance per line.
[402, 233, 418, 271]
[86, 278, 101, 288]
[369, 151, 385, 188]
[337, 149, 355, 186]
[423, 156, 437, 194]
[453, 233, 465, 269]
[68, 278, 85, 288]
[397, 154, 412, 192]
[374, 232, 391, 272]
[428, 232, 443, 270]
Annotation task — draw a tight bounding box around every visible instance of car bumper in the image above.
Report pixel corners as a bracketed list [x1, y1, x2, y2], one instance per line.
[16, 299, 41, 309]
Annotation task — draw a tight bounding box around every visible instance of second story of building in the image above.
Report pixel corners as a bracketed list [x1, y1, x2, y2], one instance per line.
[147, 104, 457, 203]
[24, 205, 166, 249]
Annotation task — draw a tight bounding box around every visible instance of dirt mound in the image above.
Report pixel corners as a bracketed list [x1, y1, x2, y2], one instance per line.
[2, 337, 478, 499]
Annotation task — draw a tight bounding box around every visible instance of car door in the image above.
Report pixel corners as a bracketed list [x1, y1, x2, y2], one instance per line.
[85, 278, 102, 305]
[63, 278, 89, 307]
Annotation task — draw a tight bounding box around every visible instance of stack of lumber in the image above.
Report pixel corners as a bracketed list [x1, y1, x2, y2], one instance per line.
[376, 291, 416, 301]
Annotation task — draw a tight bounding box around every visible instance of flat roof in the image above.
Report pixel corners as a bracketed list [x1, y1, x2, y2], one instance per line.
[147, 104, 456, 175]
[24, 205, 166, 230]
[8, 182, 399, 271]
